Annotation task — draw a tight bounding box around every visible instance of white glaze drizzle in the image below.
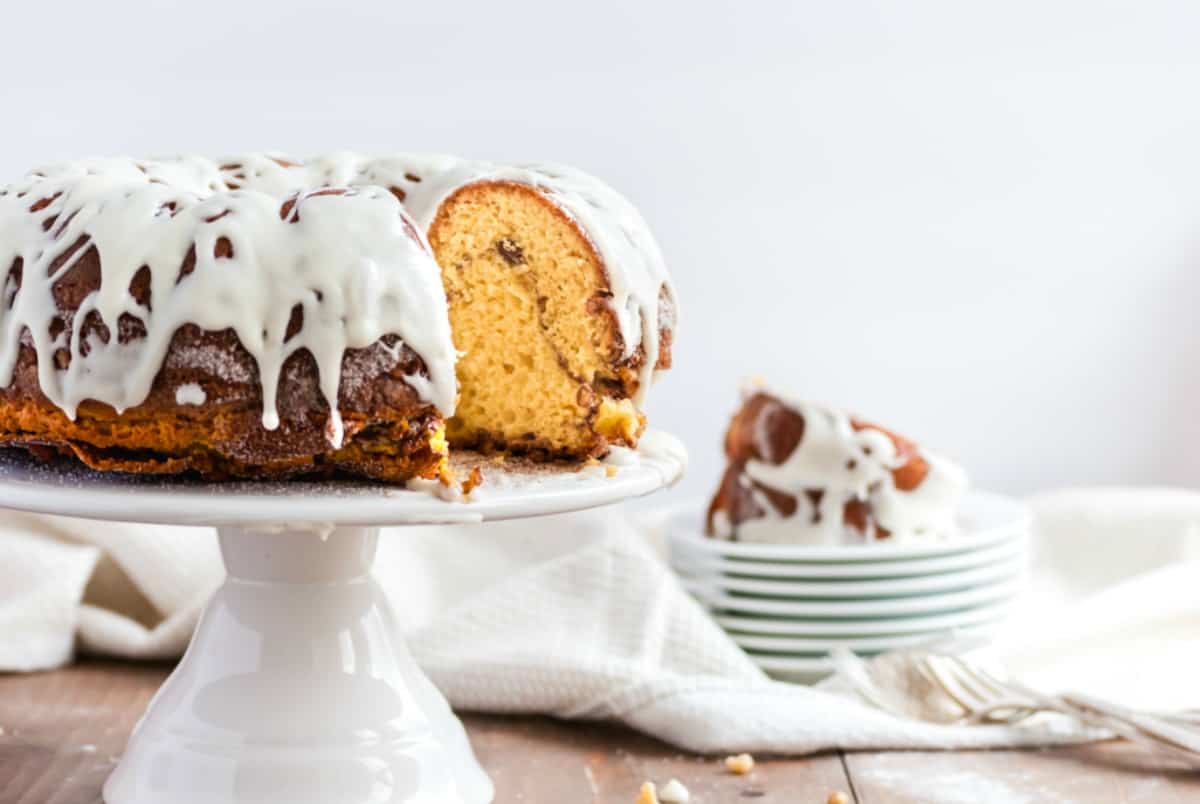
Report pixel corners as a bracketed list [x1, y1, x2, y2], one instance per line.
[716, 388, 967, 545]
[0, 156, 459, 446]
[174, 383, 206, 406]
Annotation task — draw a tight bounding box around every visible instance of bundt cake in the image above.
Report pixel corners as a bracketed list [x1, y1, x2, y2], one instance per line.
[707, 387, 966, 544]
[0, 153, 675, 483]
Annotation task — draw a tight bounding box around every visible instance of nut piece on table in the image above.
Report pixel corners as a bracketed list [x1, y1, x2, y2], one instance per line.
[635, 781, 659, 804]
[724, 753, 755, 775]
[659, 778, 691, 803]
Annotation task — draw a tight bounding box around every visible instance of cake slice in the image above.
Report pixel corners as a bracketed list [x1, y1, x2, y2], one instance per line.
[707, 387, 966, 544]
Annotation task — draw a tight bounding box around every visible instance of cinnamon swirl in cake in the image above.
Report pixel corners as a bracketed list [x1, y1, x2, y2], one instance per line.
[707, 387, 967, 544]
[0, 154, 675, 482]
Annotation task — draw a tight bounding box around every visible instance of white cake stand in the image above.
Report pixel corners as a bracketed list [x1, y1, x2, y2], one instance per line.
[0, 435, 686, 804]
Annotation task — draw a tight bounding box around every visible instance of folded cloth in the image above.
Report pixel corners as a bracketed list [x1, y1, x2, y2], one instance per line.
[0, 489, 1196, 754]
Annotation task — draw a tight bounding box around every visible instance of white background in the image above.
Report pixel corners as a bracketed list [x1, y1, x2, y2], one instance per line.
[2, 1, 1197, 502]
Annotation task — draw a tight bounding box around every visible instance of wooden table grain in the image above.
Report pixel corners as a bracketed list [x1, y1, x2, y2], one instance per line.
[0, 661, 1195, 804]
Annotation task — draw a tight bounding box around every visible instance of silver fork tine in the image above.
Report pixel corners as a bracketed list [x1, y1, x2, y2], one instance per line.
[948, 656, 1042, 723]
[938, 656, 1039, 724]
[937, 657, 995, 710]
[944, 656, 1004, 702]
[920, 655, 993, 720]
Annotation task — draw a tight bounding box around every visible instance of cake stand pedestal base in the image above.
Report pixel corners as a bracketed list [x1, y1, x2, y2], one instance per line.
[0, 435, 686, 804]
[102, 525, 493, 804]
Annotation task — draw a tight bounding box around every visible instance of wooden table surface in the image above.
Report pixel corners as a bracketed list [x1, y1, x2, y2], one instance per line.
[1, 661, 1196, 804]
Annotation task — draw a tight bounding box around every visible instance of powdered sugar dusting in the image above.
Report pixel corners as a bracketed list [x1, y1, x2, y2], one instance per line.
[0, 431, 685, 526]
[164, 343, 254, 385]
[854, 760, 1116, 804]
[339, 338, 405, 399]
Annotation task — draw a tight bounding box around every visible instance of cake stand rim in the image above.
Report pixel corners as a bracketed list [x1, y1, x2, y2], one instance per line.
[0, 430, 686, 526]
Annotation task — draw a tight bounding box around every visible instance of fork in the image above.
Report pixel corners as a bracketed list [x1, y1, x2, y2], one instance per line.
[926, 653, 1200, 762]
[832, 648, 1200, 765]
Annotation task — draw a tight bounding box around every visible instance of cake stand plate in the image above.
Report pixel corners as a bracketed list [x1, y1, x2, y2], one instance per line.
[0, 433, 686, 804]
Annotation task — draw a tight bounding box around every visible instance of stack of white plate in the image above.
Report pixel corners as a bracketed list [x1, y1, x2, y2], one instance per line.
[668, 491, 1031, 683]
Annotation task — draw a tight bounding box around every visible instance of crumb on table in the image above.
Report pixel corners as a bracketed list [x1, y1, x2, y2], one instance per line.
[635, 780, 659, 804]
[658, 777, 690, 802]
[724, 753, 755, 775]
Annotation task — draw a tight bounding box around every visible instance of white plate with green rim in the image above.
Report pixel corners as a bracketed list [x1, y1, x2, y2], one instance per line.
[714, 599, 1013, 636]
[670, 534, 1027, 580]
[676, 556, 1026, 599]
[671, 491, 1029, 563]
[728, 624, 1000, 654]
[689, 578, 1024, 617]
[750, 640, 985, 684]
[750, 654, 837, 675]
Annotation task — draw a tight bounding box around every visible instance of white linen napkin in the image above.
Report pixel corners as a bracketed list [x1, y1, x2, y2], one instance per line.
[0, 489, 1196, 754]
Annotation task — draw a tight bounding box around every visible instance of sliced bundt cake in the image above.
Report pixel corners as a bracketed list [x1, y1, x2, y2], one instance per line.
[0, 153, 676, 482]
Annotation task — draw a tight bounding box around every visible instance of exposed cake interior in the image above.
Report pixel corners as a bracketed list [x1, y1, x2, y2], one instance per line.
[430, 181, 646, 458]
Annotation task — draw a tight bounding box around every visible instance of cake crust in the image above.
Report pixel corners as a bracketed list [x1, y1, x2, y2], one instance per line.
[0, 319, 447, 481]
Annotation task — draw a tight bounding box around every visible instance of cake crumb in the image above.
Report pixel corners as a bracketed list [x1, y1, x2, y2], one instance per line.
[724, 753, 755, 775]
[595, 397, 644, 444]
[174, 382, 206, 406]
[635, 781, 659, 804]
[658, 778, 690, 802]
[461, 465, 484, 496]
[605, 465, 618, 477]
[827, 792, 850, 804]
